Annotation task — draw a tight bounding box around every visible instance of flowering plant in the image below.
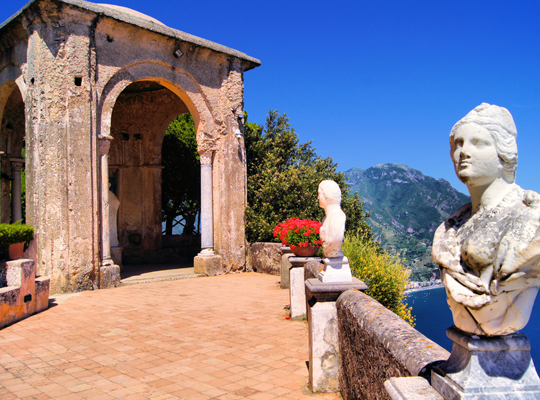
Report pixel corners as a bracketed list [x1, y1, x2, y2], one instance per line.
[273, 218, 322, 250]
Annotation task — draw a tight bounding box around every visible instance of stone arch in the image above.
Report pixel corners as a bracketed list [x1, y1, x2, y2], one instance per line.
[0, 66, 26, 135]
[98, 61, 216, 154]
[98, 63, 214, 272]
[0, 75, 26, 224]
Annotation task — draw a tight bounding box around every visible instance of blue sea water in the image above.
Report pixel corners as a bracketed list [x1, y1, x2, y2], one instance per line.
[407, 287, 540, 365]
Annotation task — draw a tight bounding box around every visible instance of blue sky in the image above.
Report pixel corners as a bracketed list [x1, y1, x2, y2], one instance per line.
[3, 0, 540, 195]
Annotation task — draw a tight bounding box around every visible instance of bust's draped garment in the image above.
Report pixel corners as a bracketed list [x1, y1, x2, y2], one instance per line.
[433, 184, 540, 336]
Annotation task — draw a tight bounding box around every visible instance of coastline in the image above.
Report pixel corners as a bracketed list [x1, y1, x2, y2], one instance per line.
[405, 284, 444, 295]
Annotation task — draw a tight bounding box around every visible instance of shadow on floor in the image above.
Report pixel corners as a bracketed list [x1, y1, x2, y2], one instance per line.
[120, 263, 202, 285]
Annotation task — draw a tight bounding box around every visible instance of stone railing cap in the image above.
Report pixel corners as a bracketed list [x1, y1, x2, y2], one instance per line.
[305, 277, 367, 303]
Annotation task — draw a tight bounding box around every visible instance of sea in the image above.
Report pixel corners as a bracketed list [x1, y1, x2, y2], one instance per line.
[407, 286, 540, 365]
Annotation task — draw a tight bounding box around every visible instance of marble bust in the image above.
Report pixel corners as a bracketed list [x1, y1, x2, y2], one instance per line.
[319, 180, 346, 258]
[433, 103, 540, 336]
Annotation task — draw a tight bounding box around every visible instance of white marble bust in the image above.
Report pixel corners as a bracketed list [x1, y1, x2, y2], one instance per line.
[433, 103, 540, 336]
[318, 180, 346, 258]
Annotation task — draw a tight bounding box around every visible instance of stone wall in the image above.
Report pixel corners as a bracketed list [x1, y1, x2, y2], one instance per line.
[246, 242, 282, 275]
[336, 290, 449, 400]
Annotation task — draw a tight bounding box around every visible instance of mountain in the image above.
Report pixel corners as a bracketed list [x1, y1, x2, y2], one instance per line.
[345, 163, 470, 281]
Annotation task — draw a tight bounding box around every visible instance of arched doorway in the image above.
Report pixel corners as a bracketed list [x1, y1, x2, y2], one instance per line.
[107, 80, 200, 273]
[0, 84, 25, 225]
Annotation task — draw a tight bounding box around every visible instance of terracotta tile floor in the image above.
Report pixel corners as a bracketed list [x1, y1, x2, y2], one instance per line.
[0, 273, 340, 399]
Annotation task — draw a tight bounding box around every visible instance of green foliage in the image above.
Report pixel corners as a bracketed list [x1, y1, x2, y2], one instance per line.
[162, 114, 200, 235]
[245, 110, 374, 243]
[0, 222, 34, 251]
[342, 232, 415, 326]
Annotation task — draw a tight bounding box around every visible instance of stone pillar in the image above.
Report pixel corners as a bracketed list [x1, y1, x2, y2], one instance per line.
[305, 278, 367, 393]
[194, 151, 222, 275]
[289, 256, 321, 320]
[10, 159, 24, 223]
[98, 138, 120, 289]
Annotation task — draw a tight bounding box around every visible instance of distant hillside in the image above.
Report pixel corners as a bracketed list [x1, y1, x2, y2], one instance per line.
[345, 163, 470, 281]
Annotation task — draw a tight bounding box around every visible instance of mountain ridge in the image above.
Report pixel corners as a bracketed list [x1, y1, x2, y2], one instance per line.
[345, 163, 470, 281]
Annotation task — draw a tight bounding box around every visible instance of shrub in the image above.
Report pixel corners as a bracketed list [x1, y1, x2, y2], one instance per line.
[0, 222, 34, 251]
[342, 232, 415, 326]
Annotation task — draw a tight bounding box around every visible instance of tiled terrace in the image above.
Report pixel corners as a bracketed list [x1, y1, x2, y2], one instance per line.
[0, 272, 341, 399]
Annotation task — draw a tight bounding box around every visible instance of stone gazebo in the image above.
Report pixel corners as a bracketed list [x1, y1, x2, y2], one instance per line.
[0, 0, 260, 293]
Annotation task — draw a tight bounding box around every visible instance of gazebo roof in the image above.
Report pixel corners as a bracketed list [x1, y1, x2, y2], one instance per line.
[0, 0, 261, 70]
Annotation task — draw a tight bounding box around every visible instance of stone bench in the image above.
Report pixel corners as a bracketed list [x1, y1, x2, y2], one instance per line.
[0, 259, 50, 329]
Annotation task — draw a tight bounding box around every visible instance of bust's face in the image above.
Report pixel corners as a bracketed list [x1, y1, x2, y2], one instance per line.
[318, 187, 327, 208]
[452, 123, 503, 187]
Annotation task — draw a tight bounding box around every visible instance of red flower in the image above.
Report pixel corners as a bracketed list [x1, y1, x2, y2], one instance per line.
[273, 218, 321, 248]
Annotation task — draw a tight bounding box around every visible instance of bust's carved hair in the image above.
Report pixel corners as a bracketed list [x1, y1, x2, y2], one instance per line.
[450, 103, 518, 182]
[319, 180, 341, 205]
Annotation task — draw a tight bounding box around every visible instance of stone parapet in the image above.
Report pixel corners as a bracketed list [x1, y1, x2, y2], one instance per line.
[0, 259, 50, 329]
[247, 242, 282, 275]
[336, 290, 449, 400]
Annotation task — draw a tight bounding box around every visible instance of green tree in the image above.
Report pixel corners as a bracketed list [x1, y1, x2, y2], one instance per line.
[161, 114, 200, 235]
[245, 110, 374, 243]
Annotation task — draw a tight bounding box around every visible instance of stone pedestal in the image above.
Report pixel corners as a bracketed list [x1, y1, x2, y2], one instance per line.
[315, 256, 352, 283]
[280, 246, 293, 289]
[431, 326, 540, 399]
[111, 246, 123, 268]
[194, 252, 223, 276]
[99, 260, 121, 289]
[385, 377, 443, 400]
[305, 278, 367, 393]
[289, 257, 320, 320]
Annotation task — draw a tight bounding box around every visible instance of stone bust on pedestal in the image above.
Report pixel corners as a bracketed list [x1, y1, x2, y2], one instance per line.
[319, 180, 346, 258]
[433, 103, 540, 337]
[430, 103, 540, 399]
[317, 180, 351, 283]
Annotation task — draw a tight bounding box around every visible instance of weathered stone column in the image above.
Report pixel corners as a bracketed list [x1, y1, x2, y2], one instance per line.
[98, 139, 112, 262]
[98, 138, 120, 288]
[194, 151, 222, 275]
[200, 151, 214, 253]
[10, 159, 24, 223]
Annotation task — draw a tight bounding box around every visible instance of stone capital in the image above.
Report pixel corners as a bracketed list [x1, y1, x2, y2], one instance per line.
[97, 138, 113, 156]
[199, 151, 213, 165]
[9, 159, 25, 170]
